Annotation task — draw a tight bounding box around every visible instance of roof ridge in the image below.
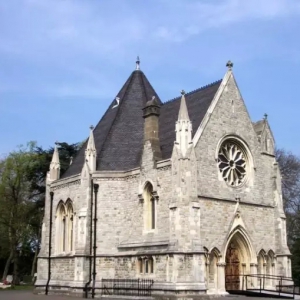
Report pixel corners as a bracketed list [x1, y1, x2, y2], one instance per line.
[98, 71, 136, 156]
[140, 70, 151, 104]
[163, 79, 222, 105]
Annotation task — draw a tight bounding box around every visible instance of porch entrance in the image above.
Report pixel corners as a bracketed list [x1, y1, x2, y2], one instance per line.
[225, 242, 240, 290]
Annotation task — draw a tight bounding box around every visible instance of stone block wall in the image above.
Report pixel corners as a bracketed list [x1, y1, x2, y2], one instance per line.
[94, 164, 172, 255]
[200, 199, 276, 254]
[51, 258, 75, 282]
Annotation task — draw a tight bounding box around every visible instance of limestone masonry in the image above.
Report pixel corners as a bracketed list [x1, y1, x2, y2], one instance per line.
[36, 59, 291, 297]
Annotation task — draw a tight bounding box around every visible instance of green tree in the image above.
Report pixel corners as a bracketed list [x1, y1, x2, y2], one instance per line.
[26, 141, 81, 277]
[0, 141, 81, 283]
[0, 143, 36, 284]
[276, 148, 300, 281]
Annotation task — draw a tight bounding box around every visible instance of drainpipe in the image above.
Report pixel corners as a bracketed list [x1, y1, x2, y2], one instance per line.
[92, 184, 99, 299]
[45, 191, 54, 295]
[84, 179, 94, 298]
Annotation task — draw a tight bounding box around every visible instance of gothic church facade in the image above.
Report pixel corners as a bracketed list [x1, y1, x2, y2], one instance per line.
[36, 59, 291, 296]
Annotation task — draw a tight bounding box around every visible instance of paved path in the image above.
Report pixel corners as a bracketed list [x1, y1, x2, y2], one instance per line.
[0, 291, 297, 300]
[0, 290, 78, 300]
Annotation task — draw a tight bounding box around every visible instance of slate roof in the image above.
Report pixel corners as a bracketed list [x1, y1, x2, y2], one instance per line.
[62, 69, 221, 178]
[159, 81, 221, 159]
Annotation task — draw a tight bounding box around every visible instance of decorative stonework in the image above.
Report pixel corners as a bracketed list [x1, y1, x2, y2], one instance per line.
[218, 140, 248, 187]
[157, 166, 171, 172]
[52, 180, 81, 190]
[95, 174, 139, 182]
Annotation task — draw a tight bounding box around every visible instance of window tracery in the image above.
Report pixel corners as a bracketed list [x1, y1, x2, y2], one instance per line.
[55, 200, 74, 254]
[218, 139, 248, 187]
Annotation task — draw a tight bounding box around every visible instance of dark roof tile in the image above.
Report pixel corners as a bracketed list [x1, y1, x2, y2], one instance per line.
[62, 70, 221, 178]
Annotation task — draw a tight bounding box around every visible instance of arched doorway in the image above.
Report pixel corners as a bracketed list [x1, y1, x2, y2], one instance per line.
[225, 230, 254, 291]
[225, 241, 240, 290]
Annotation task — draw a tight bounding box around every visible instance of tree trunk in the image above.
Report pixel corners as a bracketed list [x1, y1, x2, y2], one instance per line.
[31, 226, 41, 279]
[12, 247, 20, 285]
[31, 246, 39, 278]
[2, 251, 13, 281]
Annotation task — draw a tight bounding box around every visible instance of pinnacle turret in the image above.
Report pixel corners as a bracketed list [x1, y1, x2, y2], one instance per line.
[175, 91, 193, 157]
[49, 142, 60, 181]
[85, 125, 97, 172]
[178, 90, 190, 121]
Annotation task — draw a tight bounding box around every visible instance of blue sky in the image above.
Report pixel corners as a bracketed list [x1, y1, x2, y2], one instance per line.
[0, 0, 300, 157]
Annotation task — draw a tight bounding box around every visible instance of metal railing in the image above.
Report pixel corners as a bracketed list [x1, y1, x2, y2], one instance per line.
[101, 278, 154, 296]
[226, 274, 300, 299]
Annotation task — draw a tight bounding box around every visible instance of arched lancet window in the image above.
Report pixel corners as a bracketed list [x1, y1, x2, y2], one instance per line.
[55, 200, 74, 253]
[257, 250, 266, 276]
[266, 250, 275, 287]
[143, 182, 156, 230]
[56, 201, 66, 253]
[65, 200, 74, 252]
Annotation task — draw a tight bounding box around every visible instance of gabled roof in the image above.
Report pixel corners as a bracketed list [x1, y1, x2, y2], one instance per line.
[62, 69, 221, 178]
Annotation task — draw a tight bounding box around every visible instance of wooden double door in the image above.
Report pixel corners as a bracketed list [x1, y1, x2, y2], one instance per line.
[225, 243, 240, 290]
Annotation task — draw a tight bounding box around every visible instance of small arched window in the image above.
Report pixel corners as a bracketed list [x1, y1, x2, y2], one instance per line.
[137, 256, 154, 274]
[143, 182, 156, 230]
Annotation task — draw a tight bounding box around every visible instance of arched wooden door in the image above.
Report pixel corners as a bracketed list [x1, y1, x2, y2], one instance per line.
[225, 243, 240, 290]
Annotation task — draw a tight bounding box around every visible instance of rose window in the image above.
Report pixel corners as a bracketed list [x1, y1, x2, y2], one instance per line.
[218, 141, 247, 187]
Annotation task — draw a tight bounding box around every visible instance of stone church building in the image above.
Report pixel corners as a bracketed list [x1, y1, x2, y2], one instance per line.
[36, 59, 291, 296]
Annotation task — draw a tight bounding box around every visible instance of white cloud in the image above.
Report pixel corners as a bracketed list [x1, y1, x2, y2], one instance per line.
[152, 0, 300, 42]
[0, 0, 299, 96]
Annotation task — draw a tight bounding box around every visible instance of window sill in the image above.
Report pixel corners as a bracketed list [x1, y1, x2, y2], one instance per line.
[53, 251, 75, 257]
[143, 229, 157, 235]
[138, 273, 155, 278]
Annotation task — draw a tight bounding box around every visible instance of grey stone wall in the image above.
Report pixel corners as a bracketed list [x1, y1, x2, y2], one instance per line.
[195, 75, 275, 206]
[51, 258, 75, 282]
[200, 199, 276, 253]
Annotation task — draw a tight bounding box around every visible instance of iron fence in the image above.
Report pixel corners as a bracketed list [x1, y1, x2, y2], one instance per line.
[101, 278, 154, 296]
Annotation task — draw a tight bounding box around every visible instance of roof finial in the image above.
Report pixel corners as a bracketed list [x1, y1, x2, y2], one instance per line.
[264, 113, 268, 120]
[55, 141, 59, 146]
[136, 56, 140, 70]
[226, 60, 233, 70]
[181, 90, 185, 95]
[90, 125, 94, 130]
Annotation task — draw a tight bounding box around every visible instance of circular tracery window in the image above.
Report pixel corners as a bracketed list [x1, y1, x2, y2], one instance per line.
[218, 140, 248, 187]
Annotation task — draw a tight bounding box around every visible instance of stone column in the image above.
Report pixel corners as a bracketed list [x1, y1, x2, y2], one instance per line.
[263, 263, 267, 289]
[217, 262, 227, 294]
[250, 263, 257, 289]
[271, 263, 275, 288]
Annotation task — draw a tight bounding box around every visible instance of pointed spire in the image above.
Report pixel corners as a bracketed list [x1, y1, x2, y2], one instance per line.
[175, 91, 193, 158]
[87, 125, 96, 149]
[178, 90, 190, 121]
[49, 142, 60, 181]
[136, 56, 140, 70]
[85, 125, 97, 172]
